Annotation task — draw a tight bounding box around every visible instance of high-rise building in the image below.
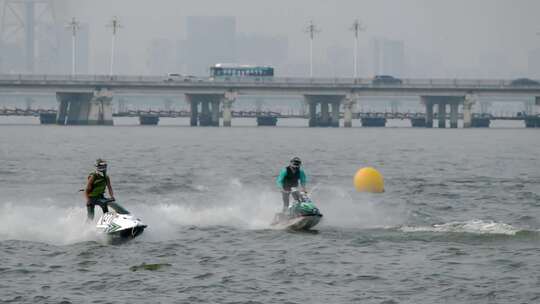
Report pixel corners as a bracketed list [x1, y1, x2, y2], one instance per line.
[184, 16, 236, 76]
[371, 37, 405, 77]
[37, 22, 89, 74]
[528, 49, 540, 79]
[236, 34, 288, 68]
[326, 45, 349, 78]
[147, 38, 175, 75]
[0, 0, 72, 73]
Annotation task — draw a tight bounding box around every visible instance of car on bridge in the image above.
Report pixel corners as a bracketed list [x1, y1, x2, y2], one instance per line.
[372, 75, 402, 85]
[165, 73, 200, 82]
[510, 78, 540, 86]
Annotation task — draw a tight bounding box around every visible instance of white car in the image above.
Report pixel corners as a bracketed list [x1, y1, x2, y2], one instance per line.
[165, 73, 182, 81]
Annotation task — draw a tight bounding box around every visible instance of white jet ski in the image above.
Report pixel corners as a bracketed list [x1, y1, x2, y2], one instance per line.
[96, 199, 147, 241]
[271, 189, 323, 231]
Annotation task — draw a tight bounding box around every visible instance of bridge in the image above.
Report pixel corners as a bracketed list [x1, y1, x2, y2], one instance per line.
[1, 74, 539, 128]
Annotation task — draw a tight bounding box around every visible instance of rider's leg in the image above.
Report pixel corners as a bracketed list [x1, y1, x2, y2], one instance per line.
[98, 202, 109, 214]
[282, 190, 290, 212]
[86, 201, 95, 221]
[96, 196, 109, 214]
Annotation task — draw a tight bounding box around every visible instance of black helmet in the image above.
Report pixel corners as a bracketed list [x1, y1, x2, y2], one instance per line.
[95, 158, 107, 173]
[290, 157, 302, 168]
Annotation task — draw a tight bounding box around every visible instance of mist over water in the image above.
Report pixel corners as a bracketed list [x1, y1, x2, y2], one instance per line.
[1, 124, 539, 303]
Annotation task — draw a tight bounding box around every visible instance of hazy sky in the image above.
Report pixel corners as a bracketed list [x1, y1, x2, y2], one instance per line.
[7, 0, 540, 77]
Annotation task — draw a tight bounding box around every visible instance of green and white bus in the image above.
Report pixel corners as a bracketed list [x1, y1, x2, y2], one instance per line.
[210, 64, 274, 77]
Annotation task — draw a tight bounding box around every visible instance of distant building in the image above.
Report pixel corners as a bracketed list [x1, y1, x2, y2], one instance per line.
[371, 37, 405, 77]
[236, 34, 288, 70]
[184, 16, 236, 76]
[528, 49, 540, 79]
[37, 22, 89, 74]
[326, 45, 349, 78]
[0, 42, 25, 73]
[146, 38, 175, 75]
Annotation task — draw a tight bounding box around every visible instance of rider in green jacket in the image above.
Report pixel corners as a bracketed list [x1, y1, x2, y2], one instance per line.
[85, 159, 115, 221]
[276, 157, 307, 212]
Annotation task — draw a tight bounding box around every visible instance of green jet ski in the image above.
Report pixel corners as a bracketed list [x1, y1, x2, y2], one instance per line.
[271, 189, 323, 230]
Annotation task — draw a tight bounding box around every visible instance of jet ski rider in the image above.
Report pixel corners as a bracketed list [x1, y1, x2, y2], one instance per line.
[85, 159, 115, 221]
[276, 157, 308, 212]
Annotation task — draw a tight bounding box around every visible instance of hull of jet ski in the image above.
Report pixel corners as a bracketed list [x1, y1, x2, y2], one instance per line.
[271, 214, 322, 231]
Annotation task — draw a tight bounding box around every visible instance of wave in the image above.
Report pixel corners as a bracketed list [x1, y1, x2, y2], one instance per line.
[0, 181, 411, 245]
[0, 201, 103, 245]
[400, 219, 526, 236]
[0, 180, 280, 244]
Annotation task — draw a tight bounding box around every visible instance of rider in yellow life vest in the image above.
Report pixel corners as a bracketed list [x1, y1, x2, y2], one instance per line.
[85, 159, 115, 221]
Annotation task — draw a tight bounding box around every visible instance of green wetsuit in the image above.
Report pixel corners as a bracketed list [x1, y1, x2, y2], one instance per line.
[86, 172, 110, 220]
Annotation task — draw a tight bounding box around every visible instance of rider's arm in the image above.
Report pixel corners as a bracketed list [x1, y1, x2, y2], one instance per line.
[85, 175, 94, 201]
[106, 176, 115, 200]
[276, 168, 287, 188]
[299, 169, 307, 189]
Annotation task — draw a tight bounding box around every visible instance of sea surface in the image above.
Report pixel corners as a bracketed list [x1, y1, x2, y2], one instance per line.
[1, 118, 539, 304]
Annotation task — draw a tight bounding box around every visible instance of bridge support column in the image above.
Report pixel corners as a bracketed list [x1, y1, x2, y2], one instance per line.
[463, 94, 475, 128]
[88, 90, 113, 125]
[200, 101, 212, 126]
[438, 102, 446, 128]
[56, 89, 113, 125]
[211, 100, 220, 127]
[331, 102, 340, 127]
[422, 97, 434, 128]
[305, 94, 346, 127]
[222, 91, 237, 127]
[186, 94, 224, 127]
[189, 98, 198, 126]
[321, 102, 330, 126]
[343, 94, 357, 128]
[308, 101, 317, 127]
[450, 103, 458, 128]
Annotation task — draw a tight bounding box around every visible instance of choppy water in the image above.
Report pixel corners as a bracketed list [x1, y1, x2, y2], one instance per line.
[1, 119, 540, 303]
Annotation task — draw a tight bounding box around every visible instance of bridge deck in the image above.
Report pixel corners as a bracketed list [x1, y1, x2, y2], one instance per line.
[1, 74, 540, 96]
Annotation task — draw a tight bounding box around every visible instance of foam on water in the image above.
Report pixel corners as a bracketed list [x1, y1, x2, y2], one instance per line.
[400, 219, 523, 235]
[0, 179, 411, 244]
[310, 184, 408, 229]
[0, 201, 102, 245]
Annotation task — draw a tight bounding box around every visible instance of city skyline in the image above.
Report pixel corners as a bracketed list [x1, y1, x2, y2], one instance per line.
[1, 0, 540, 78]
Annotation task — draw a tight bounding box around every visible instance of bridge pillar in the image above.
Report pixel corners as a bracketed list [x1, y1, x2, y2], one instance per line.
[200, 101, 212, 126]
[343, 94, 357, 128]
[450, 103, 458, 128]
[308, 101, 317, 127]
[331, 102, 340, 127]
[321, 102, 330, 126]
[438, 102, 447, 128]
[223, 91, 237, 127]
[305, 94, 345, 127]
[463, 94, 475, 128]
[56, 89, 113, 125]
[186, 94, 224, 127]
[422, 97, 434, 128]
[88, 90, 114, 125]
[211, 100, 220, 127]
[188, 97, 198, 126]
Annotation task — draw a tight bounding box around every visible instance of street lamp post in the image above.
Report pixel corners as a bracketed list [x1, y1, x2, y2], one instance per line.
[304, 20, 320, 78]
[107, 16, 122, 77]
[66, 17, 80, 76]
[350, 19, 365, 79]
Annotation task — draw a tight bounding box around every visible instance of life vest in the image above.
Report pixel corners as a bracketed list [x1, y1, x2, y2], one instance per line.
[87, 172, 108, 198]
[283, 166, 301, 189]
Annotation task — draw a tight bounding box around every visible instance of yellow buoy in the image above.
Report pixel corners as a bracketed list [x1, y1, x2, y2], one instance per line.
[354, 167, 384, 193]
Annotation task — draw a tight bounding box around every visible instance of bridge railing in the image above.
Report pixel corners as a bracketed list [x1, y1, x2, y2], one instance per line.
[0, 74, 529, 88]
